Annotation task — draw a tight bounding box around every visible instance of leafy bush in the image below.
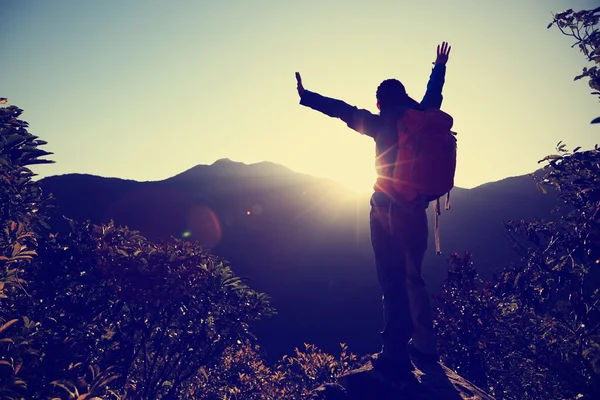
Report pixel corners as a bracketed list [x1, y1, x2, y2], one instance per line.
[435, 145, 600, 400]
[195, 342, 357, 399]
[1, 101, 54, 399]
[548, 7, 600, 100]
[0, 100, 281, 399]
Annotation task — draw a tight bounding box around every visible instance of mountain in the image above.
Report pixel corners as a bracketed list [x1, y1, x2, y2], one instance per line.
[38, 159, 558, 362]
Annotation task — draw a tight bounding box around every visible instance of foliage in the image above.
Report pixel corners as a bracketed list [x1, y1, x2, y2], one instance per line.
[25, 218, 275, 399]
[435, 144, 600, 400]
[0, 99, 288, 399]
[0, 102, 54, 399]
[433, 253, 494, 391]
[548, 7, 600, 122]
[195, 342, 357, 399]
[502, 144, 600, 398]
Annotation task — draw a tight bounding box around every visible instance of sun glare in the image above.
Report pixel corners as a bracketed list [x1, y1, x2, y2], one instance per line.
[336, 169, 377, 194]
[321, 137, 377, 195]
[321, 152, 377, 195]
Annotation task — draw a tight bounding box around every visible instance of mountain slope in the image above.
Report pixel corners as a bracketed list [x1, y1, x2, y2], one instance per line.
[39, 160, 558, 361]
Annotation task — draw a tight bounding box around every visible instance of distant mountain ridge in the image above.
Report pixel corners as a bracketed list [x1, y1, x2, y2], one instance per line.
[39, 159, 558, 361]
[172, 158, 301, 180]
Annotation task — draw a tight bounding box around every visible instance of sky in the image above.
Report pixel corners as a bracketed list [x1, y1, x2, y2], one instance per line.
[1, 0, 599, 193]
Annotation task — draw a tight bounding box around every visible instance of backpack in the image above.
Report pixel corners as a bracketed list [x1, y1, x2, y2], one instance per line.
[392, 108, 457, 254]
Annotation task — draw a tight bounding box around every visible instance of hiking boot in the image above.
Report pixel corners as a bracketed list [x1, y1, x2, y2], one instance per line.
[338, 353, 419, 398]
[407, 340, 440, 364]
[368, 353, 419, 389]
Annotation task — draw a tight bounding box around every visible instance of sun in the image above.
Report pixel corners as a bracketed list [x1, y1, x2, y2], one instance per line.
[313, 135, 378, 195]
[323, 151, 378, 195]
[284, 126, 378, 195]
[335, 168, 377, 194]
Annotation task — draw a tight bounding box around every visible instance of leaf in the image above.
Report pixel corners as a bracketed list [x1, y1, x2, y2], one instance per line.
[10, 255, 34, 262]
[21, 159, 55, 166]
[51, 381, 78, 397]
[3, 136, 27, 152]
[13, 378, 26, 389]
[223, 276, 242, 287]
[0, 319, 19, 334]
[11, 243, 21, 258]
[540, 154, 562, 163]
[13, 356, 22, 375]
[200, 367, 209, 380]
[88, 364, 97, 378]
[94, 374, 119, 390]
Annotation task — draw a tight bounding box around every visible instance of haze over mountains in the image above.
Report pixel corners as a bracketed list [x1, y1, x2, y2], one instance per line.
[39, 159, 558, 361]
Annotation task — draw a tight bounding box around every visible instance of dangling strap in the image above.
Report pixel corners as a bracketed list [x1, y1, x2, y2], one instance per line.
[445, 191, 451, 211]
[389, 201, 393, 235]
[434, 197, 441, 255]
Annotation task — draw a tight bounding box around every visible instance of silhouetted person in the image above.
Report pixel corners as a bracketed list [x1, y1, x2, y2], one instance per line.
[296, 42, 451, 386]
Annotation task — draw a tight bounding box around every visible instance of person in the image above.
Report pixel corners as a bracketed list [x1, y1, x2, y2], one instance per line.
[295, 42, 451, 384]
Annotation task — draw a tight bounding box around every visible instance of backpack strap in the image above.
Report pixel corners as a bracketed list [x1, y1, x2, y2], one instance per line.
[434, 197, 441, 255]
[432, 191, 452, 255]
[396, 115, 422, 191]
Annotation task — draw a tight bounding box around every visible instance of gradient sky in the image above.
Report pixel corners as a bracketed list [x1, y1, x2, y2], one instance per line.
[1, 0, 599, 192]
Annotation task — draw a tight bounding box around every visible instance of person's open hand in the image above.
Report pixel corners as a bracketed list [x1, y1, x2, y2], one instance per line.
[295, 72, 304, 97]
[434, 42, 451, 65]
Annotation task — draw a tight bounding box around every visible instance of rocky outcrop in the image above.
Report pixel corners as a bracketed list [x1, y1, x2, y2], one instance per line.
[312, 357, 495, 400]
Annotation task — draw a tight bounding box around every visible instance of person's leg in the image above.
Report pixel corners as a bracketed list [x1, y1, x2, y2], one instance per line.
[369, 204, 413, 366]
[395, 202, 437, 356]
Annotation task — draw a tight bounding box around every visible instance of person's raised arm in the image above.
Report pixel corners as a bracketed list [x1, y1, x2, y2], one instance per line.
[421, 41, 451, 109]
[296, 72, 381, 138]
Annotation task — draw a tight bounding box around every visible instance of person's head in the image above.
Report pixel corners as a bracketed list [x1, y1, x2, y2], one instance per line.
[376, 79, 409, 111]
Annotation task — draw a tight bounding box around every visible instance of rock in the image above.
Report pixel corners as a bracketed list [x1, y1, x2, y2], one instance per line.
[311, 357, 495, 400]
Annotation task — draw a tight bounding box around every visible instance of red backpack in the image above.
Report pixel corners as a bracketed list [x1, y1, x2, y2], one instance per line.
[392, 108, 457, 254]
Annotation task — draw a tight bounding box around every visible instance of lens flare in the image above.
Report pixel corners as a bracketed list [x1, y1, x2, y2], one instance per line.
[251, 204, 262, 215]
[186, 205, 222, 248]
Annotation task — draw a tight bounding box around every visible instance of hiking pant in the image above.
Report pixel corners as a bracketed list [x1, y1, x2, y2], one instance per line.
[369, 200, 437, 360]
